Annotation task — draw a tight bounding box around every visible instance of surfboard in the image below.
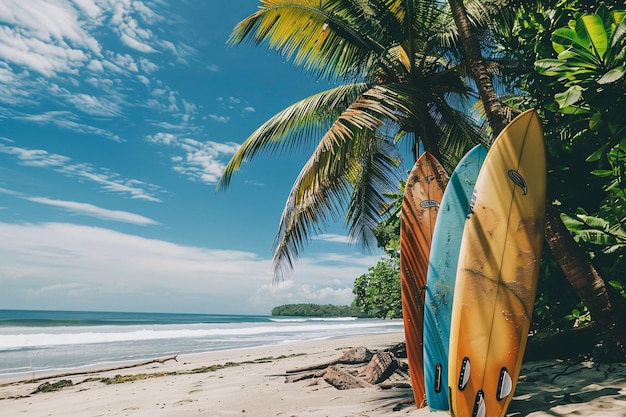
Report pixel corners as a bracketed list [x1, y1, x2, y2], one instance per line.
[423, 145, 486, 411]
[400, 151, 448, 408]
[448, 109, 546, 417]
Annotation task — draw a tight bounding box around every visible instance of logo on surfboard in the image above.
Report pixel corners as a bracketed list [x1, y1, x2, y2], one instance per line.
[420, 200, 440, 209]
[508, 170, 527, 195]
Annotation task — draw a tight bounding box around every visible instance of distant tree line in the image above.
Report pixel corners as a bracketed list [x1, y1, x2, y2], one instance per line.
[271, 303, 369, 318]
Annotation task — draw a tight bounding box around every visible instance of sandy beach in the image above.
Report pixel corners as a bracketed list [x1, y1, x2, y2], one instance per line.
[1, 332, 625, 416]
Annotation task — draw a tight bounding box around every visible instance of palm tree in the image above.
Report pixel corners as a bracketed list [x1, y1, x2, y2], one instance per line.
[217, 0, 486, 280]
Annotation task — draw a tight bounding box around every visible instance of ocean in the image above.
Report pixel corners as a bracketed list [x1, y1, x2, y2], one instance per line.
[0, 310, 403, 379]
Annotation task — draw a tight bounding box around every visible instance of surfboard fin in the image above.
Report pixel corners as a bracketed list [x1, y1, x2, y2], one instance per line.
[497, 367, 513, 400]
[434, 363, 442, 393]
[458, 357, 470, 390]
[472, 390, 486, 417]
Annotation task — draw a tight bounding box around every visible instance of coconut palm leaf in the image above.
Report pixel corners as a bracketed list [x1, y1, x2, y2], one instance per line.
[272, 89, 404, 278]
[228, 0, 398, 81]
[217, 83, 370, 190]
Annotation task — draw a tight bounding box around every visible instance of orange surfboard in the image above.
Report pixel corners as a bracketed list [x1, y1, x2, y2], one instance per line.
[448, 110, 546, 417]
[400, 152, 448, 407]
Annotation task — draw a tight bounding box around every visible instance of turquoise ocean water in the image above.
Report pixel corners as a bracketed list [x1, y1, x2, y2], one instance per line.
[0, 310, 403, 379]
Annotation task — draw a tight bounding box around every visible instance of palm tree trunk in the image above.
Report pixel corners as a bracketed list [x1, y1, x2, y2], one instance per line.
[447, 0, 508, 136]
[544, 206, 625, 336]
[446, 0, 625, 341]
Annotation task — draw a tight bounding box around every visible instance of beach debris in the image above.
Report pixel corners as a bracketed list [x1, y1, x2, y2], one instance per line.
[285, 369, 327, 383]
[285, 343, 409, 390]
[323, 365, 373, 389]
[359, 351, 398, 384]
[285, 346, 374, 373]
[32, 379, 73, 394]
[2, 354, 180, 387]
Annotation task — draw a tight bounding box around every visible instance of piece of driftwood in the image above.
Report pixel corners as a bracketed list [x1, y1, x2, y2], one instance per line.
[284, 369, 327, 383]
[1, 354, 180, 387]
[285, 344, 412, 390]
[378, 381, 412, 390]
[323, 365, 373, 390]
[359, 351, 398, 384]
[386, 342, 407, 359]
[285, 346, 373, 373]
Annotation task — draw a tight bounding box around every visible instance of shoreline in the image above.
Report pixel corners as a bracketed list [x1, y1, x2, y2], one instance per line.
[1, 332, 625, 416]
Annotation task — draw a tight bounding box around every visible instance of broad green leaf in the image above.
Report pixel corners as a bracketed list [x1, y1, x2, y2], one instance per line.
[557, 104, 592, 115]
[555, 85, 583, 107]
[589, 112, 603, 131]
[605, 245, 624, 254]
[598, 65, 626, 84]
[560, 213, 584, 232]
[534, 58, 567, 72]
[557, 48, 602, 68]
[586, 143, 609, 162]
[590, 169, 614, 177]
[577, 214, 610, 230]
[607, 222, 626, 239]
[577, 14, 608, 60]
[576, 229, 615, 245]
[611, 13, 626, 47]
[552, 27, 581, 49]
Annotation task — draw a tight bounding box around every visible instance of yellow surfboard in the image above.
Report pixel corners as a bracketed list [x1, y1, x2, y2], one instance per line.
[448, 110, 546, 417]
[400, 152, 448, 407]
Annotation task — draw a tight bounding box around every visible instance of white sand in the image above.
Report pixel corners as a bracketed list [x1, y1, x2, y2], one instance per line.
[1, 332, 625, 416]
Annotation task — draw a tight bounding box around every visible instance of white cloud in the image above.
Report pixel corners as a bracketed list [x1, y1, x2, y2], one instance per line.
[209, 114, 230, 123]
[0, 1, 100, 76]
[0, 143, 162, 201]
[25, 197, 159, 226]
[146, 131, 241, 185]
[0, 0, 195, 130]
[147, 132, 178, 146]
[72, 0, 101, 19]
[86, 59, 104, 71]
[15, 111, 122, 141]
[65, 93, 122, 117]
[312, 234, 356, 244]
[138, 57, 158, 73]
[0, 222, 375, 313]
[120, 32, 156, 53]
[175, 139, 240, 184]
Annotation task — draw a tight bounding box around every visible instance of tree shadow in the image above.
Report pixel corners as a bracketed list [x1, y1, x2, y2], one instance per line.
[506, 361, 626, 416]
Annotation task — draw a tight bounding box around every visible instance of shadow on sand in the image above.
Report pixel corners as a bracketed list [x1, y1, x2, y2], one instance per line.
[507, 361, 626, 416]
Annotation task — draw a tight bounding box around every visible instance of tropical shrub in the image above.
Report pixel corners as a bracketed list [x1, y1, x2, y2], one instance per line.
[535, 7, 626, 300]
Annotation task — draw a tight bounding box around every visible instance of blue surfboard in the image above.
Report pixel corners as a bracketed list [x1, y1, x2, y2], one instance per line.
[423, 145, 486, 410]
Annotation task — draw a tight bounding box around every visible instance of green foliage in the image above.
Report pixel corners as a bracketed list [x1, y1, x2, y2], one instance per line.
[532, 5, 626, 326]
[372, 180, 404, 255]
[493, 1, 626, 329]
[535, 6, 626, 115]
[270, 303, 368, 317]
[352, 256, 402, 319]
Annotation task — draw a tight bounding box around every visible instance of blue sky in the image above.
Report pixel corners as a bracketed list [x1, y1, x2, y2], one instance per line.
[0, 0, 386, 315]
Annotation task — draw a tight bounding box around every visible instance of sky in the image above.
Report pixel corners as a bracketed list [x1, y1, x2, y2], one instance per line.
[0, 0, 387, 315]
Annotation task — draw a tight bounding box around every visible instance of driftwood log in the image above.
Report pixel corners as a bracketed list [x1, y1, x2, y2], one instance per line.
[285, 344, 409, 391]
[286, 346, 374, 373]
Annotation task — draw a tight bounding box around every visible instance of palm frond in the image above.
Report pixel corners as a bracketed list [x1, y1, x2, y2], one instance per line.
[228, 0, 390, 80]
[216, 83, 370, 191]
[271, 88, 405, 280]
[345, 134, 402, 249]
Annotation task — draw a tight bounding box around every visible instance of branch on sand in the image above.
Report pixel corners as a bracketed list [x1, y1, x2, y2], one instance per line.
[1, 354, 179, 387]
